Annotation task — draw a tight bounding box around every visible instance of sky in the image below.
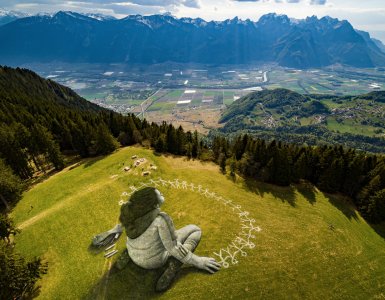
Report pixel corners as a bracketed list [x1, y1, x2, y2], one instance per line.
[1, 0, 385, 42]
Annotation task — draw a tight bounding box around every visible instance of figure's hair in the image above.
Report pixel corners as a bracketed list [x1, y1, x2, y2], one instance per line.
[119, 187, 159, 225]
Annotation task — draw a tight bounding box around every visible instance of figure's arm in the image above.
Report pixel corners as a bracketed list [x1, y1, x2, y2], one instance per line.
[157, 218, 192, 264]
[157, 218, 221, 273]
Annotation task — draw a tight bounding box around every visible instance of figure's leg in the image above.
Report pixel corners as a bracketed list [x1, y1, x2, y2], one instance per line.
[175, 224, 202, 253]
[155, 225, 202, 292]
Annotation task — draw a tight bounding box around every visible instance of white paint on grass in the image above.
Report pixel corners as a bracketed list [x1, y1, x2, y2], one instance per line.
[119, 178, 261, 269]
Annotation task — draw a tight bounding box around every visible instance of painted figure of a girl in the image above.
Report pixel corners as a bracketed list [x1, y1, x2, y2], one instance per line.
[119, 187, 220, 292]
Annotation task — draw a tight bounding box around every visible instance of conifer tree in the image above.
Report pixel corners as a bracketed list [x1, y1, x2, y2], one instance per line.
[219, 153, 226, 174]
[95, 124, 119, 155]
[0, 241, 48, 300]
[0, 160, 23, 210]
[367, 189, 385, 223]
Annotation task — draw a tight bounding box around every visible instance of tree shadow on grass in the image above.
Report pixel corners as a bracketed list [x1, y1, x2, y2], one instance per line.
[323, 193, 359, 221]
[82, 252, 205, 300]
[87, 244, 105, 256]
[296, 181, 317, 206]
[323, 193, 385, 240]
[371, 222, 385, 240]
[83, 156, 105, 168]
[82, 260, 157, 300]
[243, 178, 297, 207]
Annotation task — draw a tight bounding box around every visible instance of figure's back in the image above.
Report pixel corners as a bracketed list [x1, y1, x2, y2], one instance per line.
[126, 216, 168, 269]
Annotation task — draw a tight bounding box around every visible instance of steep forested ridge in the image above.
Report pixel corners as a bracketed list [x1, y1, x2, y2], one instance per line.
[0, 66, 203, 185]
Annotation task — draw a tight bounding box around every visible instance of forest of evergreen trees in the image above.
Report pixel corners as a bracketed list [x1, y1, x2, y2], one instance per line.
[1, 66, 385, 297]
[1, 66, 384, 224]
[0, 66, 206, 209]
[211, 134, 385, 224]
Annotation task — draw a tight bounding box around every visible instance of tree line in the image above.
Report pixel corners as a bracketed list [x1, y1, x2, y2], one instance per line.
[1, 66, 384, 224]
[211, 134, 385, 224]
[1, 66, 385, 297]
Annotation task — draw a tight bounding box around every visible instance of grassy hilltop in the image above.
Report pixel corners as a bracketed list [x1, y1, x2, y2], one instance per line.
[11, 147, 385, 299]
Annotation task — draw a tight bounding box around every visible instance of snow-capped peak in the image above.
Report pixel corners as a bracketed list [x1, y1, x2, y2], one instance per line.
[0, 8, 29, 18]
[84, 13, 116, 21]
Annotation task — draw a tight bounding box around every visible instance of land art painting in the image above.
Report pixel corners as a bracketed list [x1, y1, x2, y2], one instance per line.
[2, 2, 385, 299]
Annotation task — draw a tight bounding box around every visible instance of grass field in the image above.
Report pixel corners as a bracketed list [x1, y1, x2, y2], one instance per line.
[326, 118, 379, 136]
[11, 147, 385, 299]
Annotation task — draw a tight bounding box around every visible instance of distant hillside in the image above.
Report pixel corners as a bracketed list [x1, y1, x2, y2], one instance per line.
[0, 12, 385, 68]
[217, 88, 385, 153]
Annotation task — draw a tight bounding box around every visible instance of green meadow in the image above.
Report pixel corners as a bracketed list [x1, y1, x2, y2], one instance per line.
[11, 147, 385, 299]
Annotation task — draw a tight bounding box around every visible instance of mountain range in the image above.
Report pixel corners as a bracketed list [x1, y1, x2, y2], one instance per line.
[0, 10, 385, 68]
[0, 8, 29, 26]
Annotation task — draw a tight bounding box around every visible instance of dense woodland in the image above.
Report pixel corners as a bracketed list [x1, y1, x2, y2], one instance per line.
[211, 134, 385, 224]
[0, 66, 384, 222]
[1, 66, 385, 297]
[0, 66, 205, 207]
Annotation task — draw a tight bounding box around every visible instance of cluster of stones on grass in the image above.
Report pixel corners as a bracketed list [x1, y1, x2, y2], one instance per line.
[119, 178, 261, 268]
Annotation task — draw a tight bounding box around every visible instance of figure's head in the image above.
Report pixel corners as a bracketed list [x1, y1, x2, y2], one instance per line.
[119, 187, 165, 225]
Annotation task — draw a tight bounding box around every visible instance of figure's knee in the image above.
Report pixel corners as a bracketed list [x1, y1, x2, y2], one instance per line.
[188, 224, 201, 234]
[176, 224, 202, 244]
[188, 225, 202, 241]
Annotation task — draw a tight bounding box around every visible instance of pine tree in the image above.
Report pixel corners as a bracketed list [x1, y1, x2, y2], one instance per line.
[191, 131, 199, 158]
[154, 134, 167, 153]
[367, 189, 385, 223]
[0, 160, 23, 211]
[166, 125, 177, 154]
[0, 241, 48, 300]
[0, 214, 19, 243]
[94, 124, 119, 155]
[219, 153, 226, 174]
[229, 156, 236, 180]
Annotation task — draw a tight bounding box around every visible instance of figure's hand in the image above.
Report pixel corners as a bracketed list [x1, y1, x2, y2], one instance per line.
[196, 257, 221, 274]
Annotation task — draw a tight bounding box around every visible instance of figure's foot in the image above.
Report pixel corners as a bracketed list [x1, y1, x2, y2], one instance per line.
[155, 258, 183, 292]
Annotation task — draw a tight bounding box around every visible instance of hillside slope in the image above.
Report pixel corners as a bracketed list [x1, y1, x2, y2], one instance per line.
[11, 147, 385, 299]
[218, 88, 385, 153]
